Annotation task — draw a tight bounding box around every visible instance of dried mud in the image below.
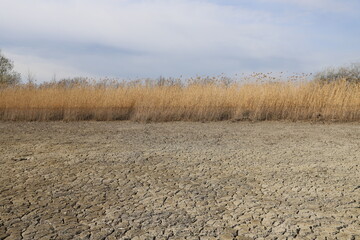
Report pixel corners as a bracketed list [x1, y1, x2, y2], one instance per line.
[0, 121, 359, 240]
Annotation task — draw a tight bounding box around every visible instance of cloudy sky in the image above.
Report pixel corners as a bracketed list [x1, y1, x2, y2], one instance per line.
[1, 0, 359, 82]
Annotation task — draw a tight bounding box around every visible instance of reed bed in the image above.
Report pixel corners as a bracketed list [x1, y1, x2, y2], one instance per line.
[0, 79, 359, 122]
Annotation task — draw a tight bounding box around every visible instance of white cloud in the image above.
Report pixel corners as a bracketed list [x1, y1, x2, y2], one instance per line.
[3, 51, 92, 82]
[262, 0, 357, 13]
[0, 0, 283, 56]
[0, 0, 359, 81]
[0, 0, 301, 81]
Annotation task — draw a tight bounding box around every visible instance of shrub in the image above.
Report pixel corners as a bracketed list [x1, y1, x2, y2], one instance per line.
[0, 50, 21, 86]
[314, 63, 360, 83]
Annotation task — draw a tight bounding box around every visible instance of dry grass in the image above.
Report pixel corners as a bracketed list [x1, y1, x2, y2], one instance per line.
[0, 79, 359, 122]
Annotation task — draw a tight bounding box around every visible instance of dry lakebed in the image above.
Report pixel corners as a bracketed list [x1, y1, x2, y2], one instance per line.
[0, 121, 359, 239]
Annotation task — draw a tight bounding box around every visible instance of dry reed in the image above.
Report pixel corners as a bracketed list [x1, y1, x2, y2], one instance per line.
[0, 79, 359, 122]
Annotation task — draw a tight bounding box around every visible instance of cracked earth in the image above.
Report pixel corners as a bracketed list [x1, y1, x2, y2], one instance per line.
[0, 121, 359, 240]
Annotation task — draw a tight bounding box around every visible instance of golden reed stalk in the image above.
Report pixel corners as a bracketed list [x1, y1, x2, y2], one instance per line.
[0, 80, 359, 122]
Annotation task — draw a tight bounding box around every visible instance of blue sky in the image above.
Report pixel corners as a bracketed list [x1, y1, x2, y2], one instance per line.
[0, 0, 359, 82]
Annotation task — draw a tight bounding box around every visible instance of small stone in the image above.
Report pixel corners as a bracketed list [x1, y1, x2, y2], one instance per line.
[272, 225, 286, 235]
[219, 233, 235, 240]
[235, 236, 253, 240]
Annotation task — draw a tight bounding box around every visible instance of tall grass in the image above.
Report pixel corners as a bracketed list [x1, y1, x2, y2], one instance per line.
[0, 78, 359, 122]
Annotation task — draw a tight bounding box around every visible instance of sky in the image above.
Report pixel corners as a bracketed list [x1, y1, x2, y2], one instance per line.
[0, 0, 359, 82]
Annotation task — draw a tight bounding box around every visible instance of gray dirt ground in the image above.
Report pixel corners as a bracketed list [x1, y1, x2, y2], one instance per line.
[0, 121, 359, 240]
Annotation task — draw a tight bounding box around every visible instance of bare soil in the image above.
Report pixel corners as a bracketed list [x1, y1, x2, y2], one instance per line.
[0, 121, 359, 240]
